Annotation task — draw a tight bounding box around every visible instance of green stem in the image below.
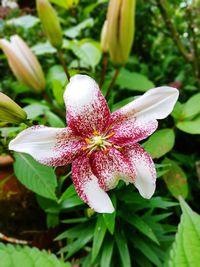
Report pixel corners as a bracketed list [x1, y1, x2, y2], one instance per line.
[105, 68, 120, 99]
[57, 50, 70, 81]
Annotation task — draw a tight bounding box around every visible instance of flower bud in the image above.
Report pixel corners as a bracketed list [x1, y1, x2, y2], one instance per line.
[0, 92, 27, 124]
[66, 0, 79, 9]
[0, 35, 46, 93]
[100, 20, 109, 53]
[36, 0, 63, 49]
[107, 0, 136, 66]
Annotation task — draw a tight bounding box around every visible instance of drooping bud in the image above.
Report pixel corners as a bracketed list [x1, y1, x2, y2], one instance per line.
[100, 20, 109, 53]
[0, 92, 27, 124]
[36, 0, 63, 49]
[107, 0, 136, 66]
[0, 35, 46, 93]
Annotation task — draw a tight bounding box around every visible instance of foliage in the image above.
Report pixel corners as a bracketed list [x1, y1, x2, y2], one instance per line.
[0, 0, 200, 266]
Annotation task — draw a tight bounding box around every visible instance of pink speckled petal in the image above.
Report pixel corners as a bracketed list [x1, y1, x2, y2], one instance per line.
[9, 126, 84, 166]
[108, 118, 158, 146]
[90, 148, 136, 190]
[111, 86, 179, 124]
[64, 75, 111, 137]
[124, 144, 156, 199]
[72, 155, 114, 213]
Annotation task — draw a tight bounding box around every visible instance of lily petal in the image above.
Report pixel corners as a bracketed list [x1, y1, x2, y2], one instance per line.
[9, 126, 84, 166]
[111, 86, 179, 123]
[72, 155, 114, 213]
[108, 118, 158, 146]
[64, 75, 111, 137]
[124, 144, 156, 199]
[90, 148, 136, 190]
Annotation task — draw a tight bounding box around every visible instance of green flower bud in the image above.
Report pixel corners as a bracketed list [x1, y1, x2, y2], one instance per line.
[66, 0, 79, 9]
[37, 0, 63, 49]
[100, 20, 109, 53]
[107, 0, 136, 66]
[0, 35, 46, 93]
[0, 92, 27, 124]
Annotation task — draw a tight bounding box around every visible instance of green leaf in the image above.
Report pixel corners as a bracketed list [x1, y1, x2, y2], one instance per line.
[144, 129, 175, 159]
[64, 18, 94, 38]
[167, 198, 200, 267]
[103, 195, 116, 234]
[6, 15, 39, 29]
[24, 103, 49, 119]
[112, 97, 135, 112]
[92, 215, 107, 262]
[47, 65, 67, 87]
[162, 158, 188, 199]
[69, 39, 102, 70]
[52, 80, 65, 107]
[115, 228, 131, 267]
[13, 153, 57, 200]
[176, 116, 200, 134]
[45, 111, 65, 127]
[100, 237, 114, 267]
[181, 93, 200, 119]
[0, 243, 70, 267]
[116, 68, 155, 92]
[119, 211, 159, 244]
[31, 42, 56, 55]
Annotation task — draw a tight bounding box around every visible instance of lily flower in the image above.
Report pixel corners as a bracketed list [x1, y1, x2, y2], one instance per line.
[9, 75, 179, 213]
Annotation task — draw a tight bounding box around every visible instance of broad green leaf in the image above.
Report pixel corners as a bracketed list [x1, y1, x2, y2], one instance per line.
[45, 111, 65, 127]
[167, 198, 200, 267]
[0, 243, 70, 267]
[103, 195, 116, 234]
[69, 39, 102, 70]
[24, 103, 49, 119]
[31, 42, 56, 55]
[171, 102, 184, 120]
[92, 215, 107, 262]
[6, 15, 39, 29]
[119, 211, 159, 244]
[176, 116, 200, 134]
[116, 68, 155, 92]
[115, 228, 131, 267]
[181, 93, 200, 119]
[112, 97, 135, 112]
[52, 80, 65, 107]
[162, 158, 188, 199]
[47, 65, 67, 87]
[50, 0, 79, 9]
[100, 237, 114, 267]
[13, 153, 57, 200]
[64, 18, 94, 38]
[144, 129, 175, 159]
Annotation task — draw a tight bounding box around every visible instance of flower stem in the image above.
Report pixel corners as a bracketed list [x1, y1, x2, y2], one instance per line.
[99, 53, 108, 88]
[105, 68, 120, 99]
[57, 49, 70, 81]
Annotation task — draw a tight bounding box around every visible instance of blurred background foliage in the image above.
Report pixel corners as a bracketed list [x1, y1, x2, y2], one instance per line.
[0, 0, 200, 266]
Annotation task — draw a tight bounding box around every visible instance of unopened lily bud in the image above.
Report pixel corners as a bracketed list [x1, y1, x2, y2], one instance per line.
[0, 35, 46, 93]
[0, 92, 27, 124]
[100, 20, 109, 53]
[36, 0, 63, 49]
[107, 0, 136, 66]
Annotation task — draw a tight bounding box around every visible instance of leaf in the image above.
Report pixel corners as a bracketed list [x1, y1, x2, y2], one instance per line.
[103, 195, 116, 234]
[13, 153, 57, 200]
[100, 237, 114, 267]
[69, 39, 102, 70]
[116, 68, 155, 92]
[6, 15, 39, 29]
[92, 215, 107, 262]
[119, 211, 159, 244]
[115, 228, 131, 267]
[176, 116, 200, 134]
[144, 129, 175, 159]
[162, 158, 188, 199]
[52, 80, 65, 107]
[0, 243, 70, 267]
[64, 18, 94, 38]
[112, 97, 135, 112]
[45, 111, 65, 127]
[181, 93, 200, 119]
[167, 198, 200, 267]
[31, 42, 56, 55]
[24, 103, 50, 119]
[47, 65, 67, 86]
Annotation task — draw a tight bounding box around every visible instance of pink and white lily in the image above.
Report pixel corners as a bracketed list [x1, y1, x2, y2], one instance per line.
[9, 75, 179, 213]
